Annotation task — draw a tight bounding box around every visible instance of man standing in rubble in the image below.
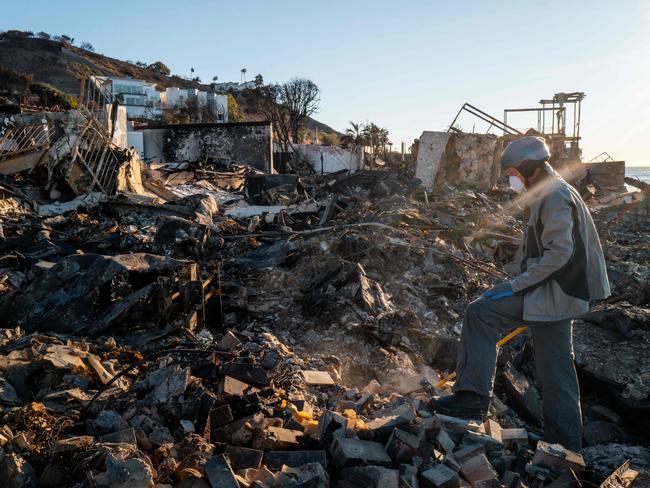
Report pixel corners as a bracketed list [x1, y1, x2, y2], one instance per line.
[430, 136, 610, 452]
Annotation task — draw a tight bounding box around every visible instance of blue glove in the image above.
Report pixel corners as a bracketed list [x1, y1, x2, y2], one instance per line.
[483, 282, 515, 301]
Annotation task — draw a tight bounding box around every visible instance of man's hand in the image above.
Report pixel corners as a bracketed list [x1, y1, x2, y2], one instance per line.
[483, 282, 515, 301]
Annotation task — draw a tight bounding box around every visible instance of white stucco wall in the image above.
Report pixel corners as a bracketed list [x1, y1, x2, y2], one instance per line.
[294, 145, 362, 173]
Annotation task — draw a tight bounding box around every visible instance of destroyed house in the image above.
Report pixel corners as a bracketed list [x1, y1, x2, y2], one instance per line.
[136, 120, 274, 172]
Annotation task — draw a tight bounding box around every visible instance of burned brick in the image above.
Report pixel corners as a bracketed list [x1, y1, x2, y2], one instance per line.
[473, 479, 503, 488]
[364, 405, 416, 442]
[339, 466, 400, 488]
[483, 419, 502, 443]
[459, 452, 499, 484]
[262, 450, 327, 471]
[420, 463, 460, 488]
[500, 428, 528, 448]
[210, 404, 234, 428]
[435, 428, 456, 454]
[385, 428, 422, 464]
[317, 410, 348, 448]
[330, 437, 392, 468]
[501, 470, 522, 488]
[204, 454, 239, 488]
[255, 426, 305, 450]
[224, 446, 263, 470]
[461, 431, 504, 459]
[532, 441, 585, 475]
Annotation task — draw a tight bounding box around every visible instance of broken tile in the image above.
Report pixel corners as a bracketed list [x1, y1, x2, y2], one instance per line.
[218, 375, 259, 396]
[301, 370, 335, 386]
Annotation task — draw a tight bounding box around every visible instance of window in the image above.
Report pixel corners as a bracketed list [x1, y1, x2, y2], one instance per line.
[114, 83, 143, 95]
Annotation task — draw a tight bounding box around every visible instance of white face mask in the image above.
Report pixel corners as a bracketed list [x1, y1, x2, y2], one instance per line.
[509, 175, 526, 193]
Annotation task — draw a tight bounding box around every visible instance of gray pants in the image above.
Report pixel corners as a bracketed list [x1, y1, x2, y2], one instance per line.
[454, 295, 582, 451]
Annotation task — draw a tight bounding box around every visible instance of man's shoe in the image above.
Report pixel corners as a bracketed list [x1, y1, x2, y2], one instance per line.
[429, 391, 490, 420]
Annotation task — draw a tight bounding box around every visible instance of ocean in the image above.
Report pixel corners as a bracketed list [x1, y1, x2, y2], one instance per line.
[626, 166, 650, 183]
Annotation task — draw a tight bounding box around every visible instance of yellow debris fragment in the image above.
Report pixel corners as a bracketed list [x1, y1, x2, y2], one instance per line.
[343, 409, 356, 419]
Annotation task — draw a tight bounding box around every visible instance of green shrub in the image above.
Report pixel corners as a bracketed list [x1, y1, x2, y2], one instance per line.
[227, 94, 244, 122]
[30, 82, 78, 109]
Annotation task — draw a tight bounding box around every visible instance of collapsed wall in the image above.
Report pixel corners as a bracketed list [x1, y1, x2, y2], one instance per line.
[137, 121, 273, 172]
[415, 131, 501, 191]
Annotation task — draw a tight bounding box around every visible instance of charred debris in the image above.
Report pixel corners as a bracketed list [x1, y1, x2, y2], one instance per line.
[0, 106, 648, 488]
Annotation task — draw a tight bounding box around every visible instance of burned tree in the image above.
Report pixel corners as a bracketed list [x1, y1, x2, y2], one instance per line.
[251, 84, 291, 150]
[250, 78, 320, 150]
[279, 78, 320, 143]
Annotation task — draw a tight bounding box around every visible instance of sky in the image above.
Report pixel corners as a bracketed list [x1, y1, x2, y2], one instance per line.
[2, 0, 649, 165]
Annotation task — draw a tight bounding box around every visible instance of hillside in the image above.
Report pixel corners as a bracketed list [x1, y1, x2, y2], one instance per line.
[0, 35, 339, 134]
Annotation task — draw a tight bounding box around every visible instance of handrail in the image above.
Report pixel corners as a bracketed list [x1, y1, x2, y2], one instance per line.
[586, 152, 614, 163]
[448, 103, 521, 135]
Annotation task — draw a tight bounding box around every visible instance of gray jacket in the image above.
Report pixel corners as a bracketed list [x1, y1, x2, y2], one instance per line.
[509, 166, 610, 322]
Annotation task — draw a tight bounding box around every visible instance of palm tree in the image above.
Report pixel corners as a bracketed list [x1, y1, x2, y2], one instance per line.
[362, 123, 390, 155]
[240, 68, 247, 83]
[212, 75, 218, 82]
[341, 121, 365, 147]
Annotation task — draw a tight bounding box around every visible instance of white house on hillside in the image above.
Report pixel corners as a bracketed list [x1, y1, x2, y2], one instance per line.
[212, 81, 256, 92]
[90, 76, 228, 122]
[160, 87, 228, 122]
[92, 76, 162, 119]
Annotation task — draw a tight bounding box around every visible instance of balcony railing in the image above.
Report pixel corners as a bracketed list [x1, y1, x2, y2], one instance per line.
[0, 123, 51, 161]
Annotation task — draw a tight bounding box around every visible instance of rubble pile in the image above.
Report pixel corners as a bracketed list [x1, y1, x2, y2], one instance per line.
[0, 113, 648, 487]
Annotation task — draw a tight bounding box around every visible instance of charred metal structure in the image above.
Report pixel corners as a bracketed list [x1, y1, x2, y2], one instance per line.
[449, 92, 586, 170]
